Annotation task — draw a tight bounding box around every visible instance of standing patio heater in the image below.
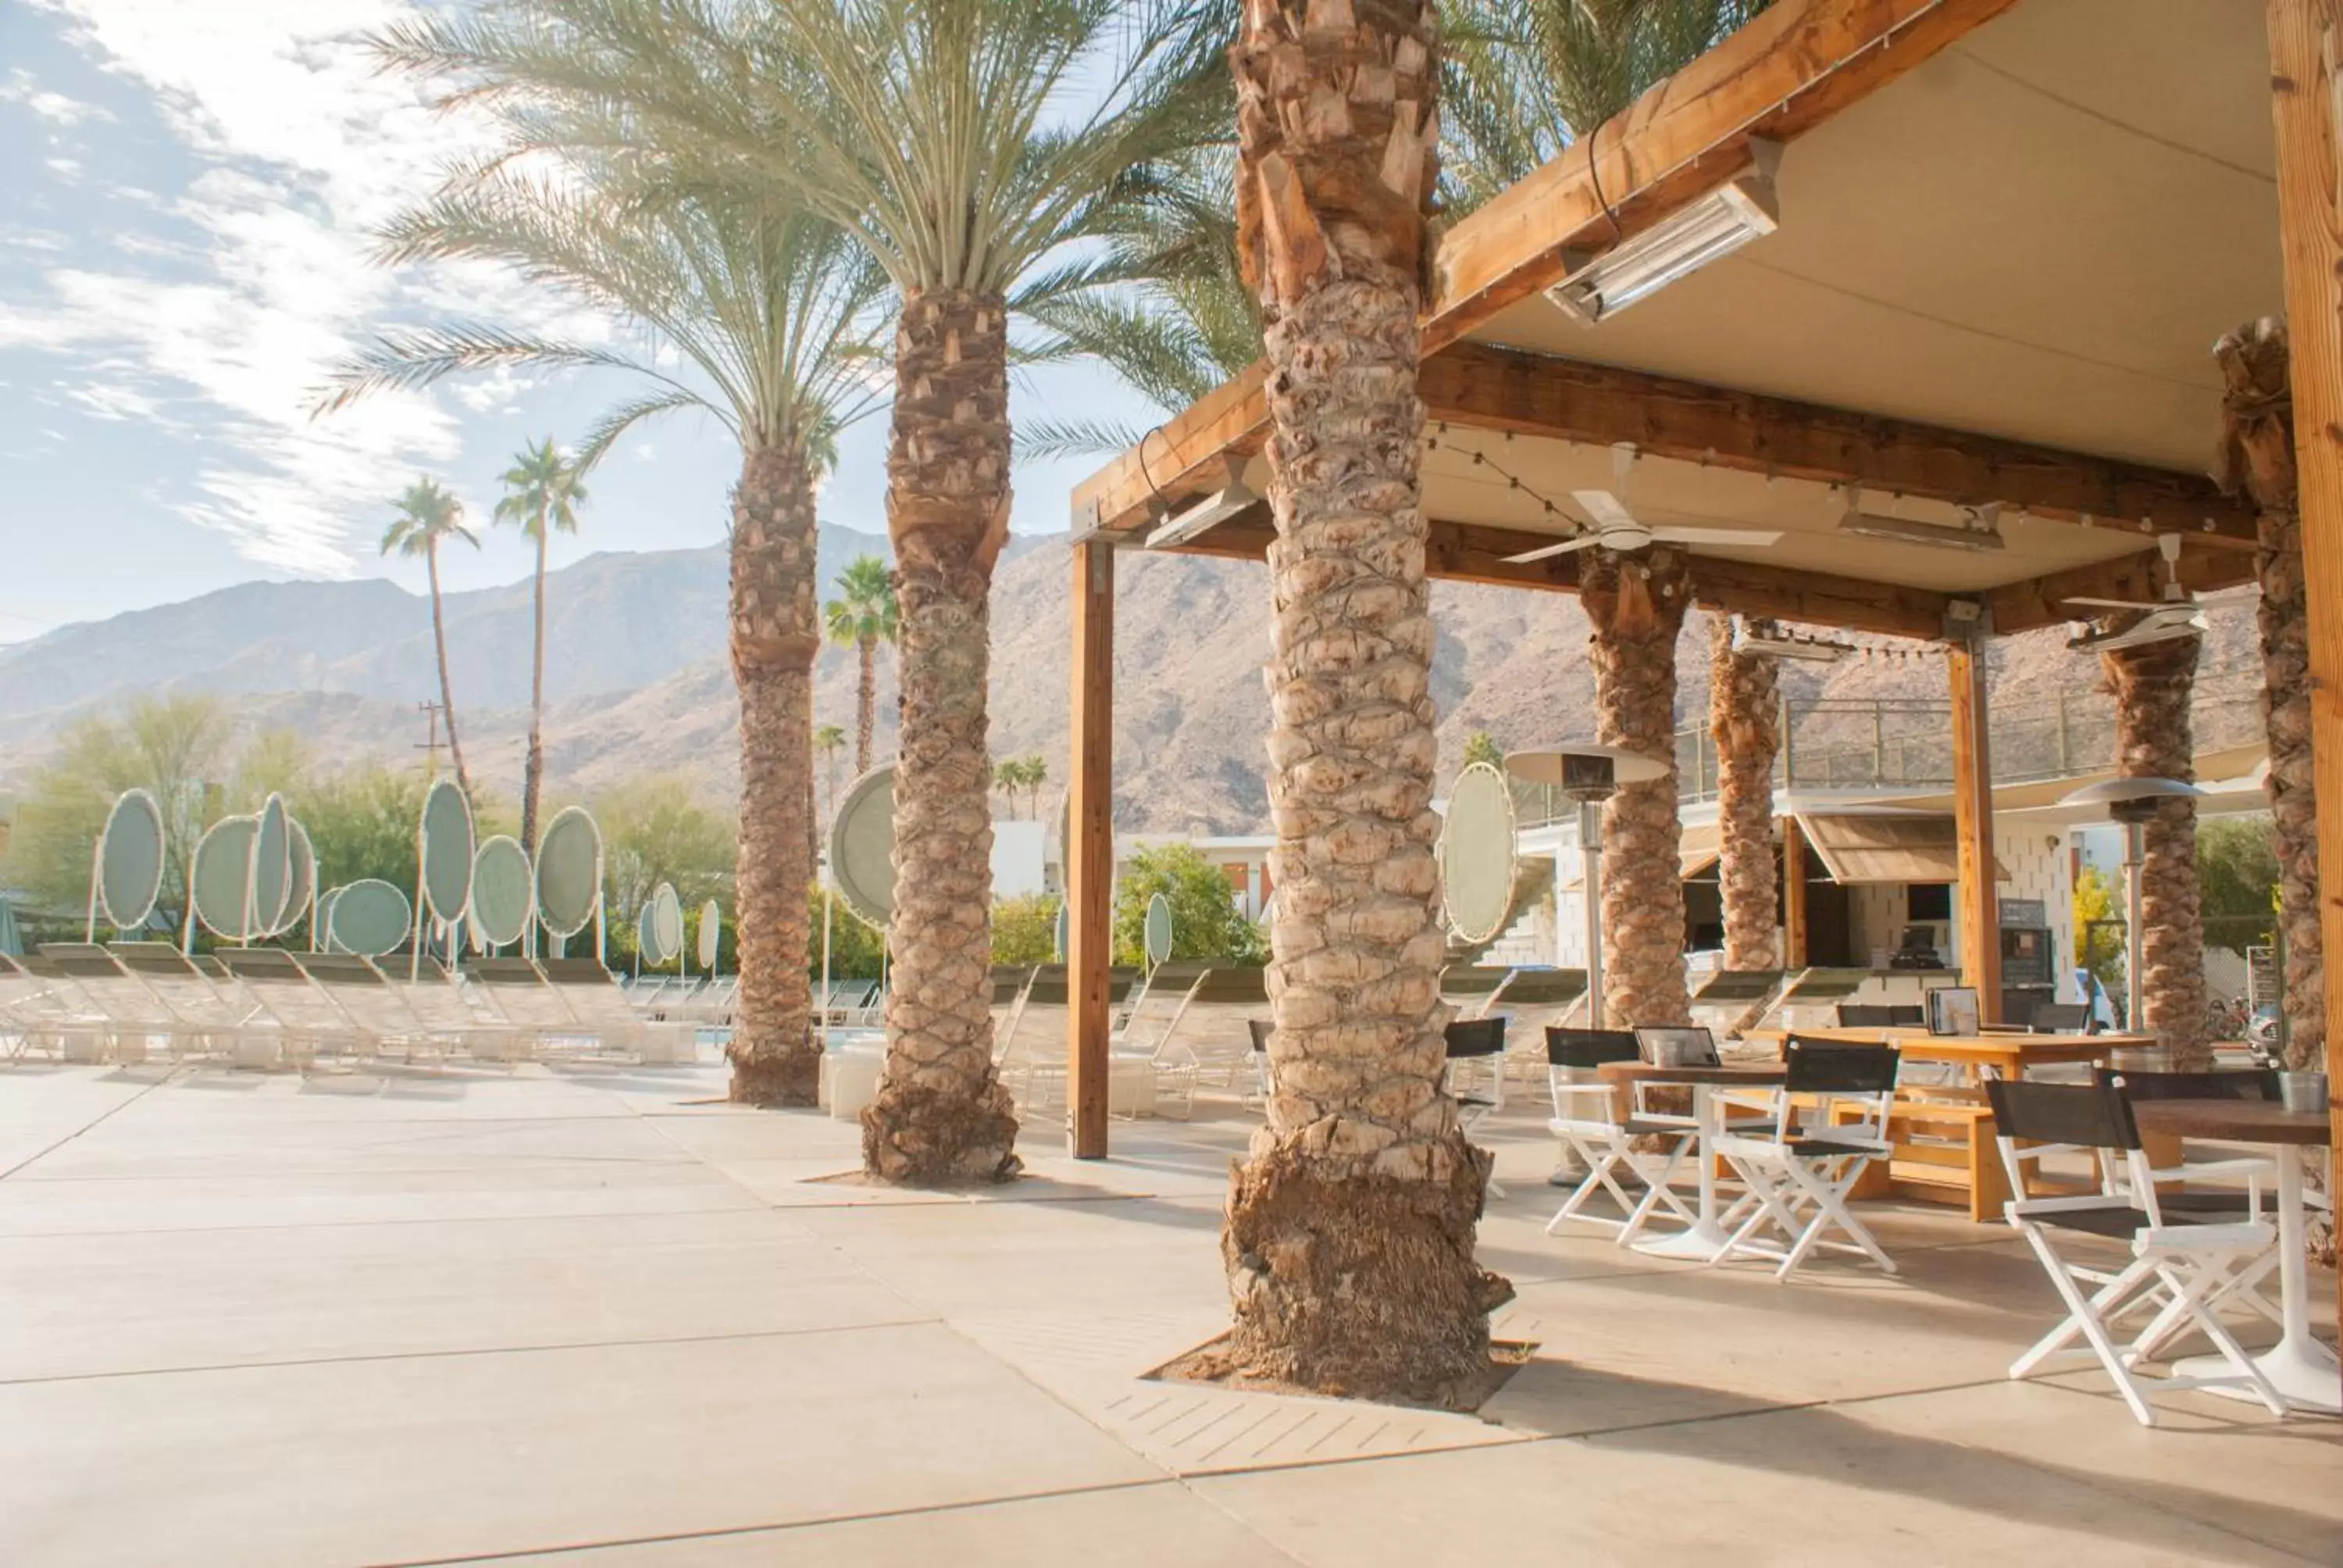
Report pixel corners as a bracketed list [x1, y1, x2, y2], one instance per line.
[1504, 744, 1671, 1028]
[2056, 776, 2203, 1039]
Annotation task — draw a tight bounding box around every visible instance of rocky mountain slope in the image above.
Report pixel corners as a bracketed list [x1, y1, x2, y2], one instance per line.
[0, 527, 2267, 832]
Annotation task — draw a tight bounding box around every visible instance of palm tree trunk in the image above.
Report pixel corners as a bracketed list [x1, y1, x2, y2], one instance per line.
[1214, 0, 1507, 1406]
[2102, 635, 2209, 1068]
[1585, 549, 1693, 1026]
[2216, 319, 2323, 1071]
[521, 524, 548, 854]
[727, 441, 822, 1106]
[425, 543, 472, 796]
[1707, 614, 1780, 971]
[855, 637, 876, 772]
[861, 287, 1020, 1185]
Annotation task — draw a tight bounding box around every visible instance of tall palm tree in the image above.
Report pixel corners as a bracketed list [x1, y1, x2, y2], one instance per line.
[815, 722, 848, 829]
[1214, 0, 1509, 1405]
[1020, 754, 1047, 821]
[2102, 636, 2210, 1067]
[379, 477, 480, 796]
[823, 555, 897, 773]
[553, 0, 1222, 1185]
[493, 437, 587, 854]
[324, 45, 889, 1110]
[1707, 614, 1781, 970]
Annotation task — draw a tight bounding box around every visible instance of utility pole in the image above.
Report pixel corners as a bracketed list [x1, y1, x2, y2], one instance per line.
[415, 700, 444, 779]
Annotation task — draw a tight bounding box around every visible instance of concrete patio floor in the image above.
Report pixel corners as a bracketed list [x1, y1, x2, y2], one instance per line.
[1, 1056, 2334, 1566]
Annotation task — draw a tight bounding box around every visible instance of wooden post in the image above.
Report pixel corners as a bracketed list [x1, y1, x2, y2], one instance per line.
[1065, 539, 1116, 1158]
[1781, 814, 1808, 968]
[2266, 0, 2343, 1358]
[1947, 630, 2002, 1021]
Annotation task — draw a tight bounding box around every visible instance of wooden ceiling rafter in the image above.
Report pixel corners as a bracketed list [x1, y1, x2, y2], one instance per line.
[1421, 342, 2255, 546]
[1174, 505, 1955, 639]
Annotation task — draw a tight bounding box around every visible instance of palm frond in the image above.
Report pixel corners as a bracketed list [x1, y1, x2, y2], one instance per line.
[1015, 415, 1152, 462]
[575, 388, 719, 472]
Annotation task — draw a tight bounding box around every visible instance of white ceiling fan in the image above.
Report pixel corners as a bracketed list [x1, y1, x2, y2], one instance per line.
[2062, 533, 2208, 651]
[1502, 443, 1785, 565]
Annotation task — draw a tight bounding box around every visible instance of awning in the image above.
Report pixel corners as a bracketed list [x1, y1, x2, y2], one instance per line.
[1796, 812, 2006, 886]
[1678, 823, 1721, 880]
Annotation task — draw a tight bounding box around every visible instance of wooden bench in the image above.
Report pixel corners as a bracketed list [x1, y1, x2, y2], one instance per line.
[1834, 1096, 2187, 1223]
[1842, 1098, 2009, 1223]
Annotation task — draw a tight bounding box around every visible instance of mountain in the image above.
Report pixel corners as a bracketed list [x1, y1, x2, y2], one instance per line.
[0, 526, 2269, 833]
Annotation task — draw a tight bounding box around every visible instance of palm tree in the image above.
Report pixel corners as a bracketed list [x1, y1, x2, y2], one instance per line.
[493, 437, 587, 855]
[325, 37, 890, 1110]
[1216, 0, 1510, 1404]
[566, 0, 1222, 1185]
[379, 477, 480, 796]
[1707, 615, 1781, 970]
[2102, 636, 2210, 1067]
[815, 723, 848, 829]
[1020, 754, 1047, 821]
[823, 556, 897, 773]
[1585, 548, 1695, 1025]
[992, 757, 1020, 818]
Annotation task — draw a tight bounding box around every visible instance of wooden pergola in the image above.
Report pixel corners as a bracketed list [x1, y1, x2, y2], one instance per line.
[1058, 0, 2332, 1210]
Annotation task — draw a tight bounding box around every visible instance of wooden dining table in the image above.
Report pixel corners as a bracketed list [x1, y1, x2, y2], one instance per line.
[2128, 1098, 2338, 1414]
[1596, 1060, 1786, 1260]
[1742, 1027, 2149, 1082]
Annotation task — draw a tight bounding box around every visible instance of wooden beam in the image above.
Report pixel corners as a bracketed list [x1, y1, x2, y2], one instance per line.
[1065, 540, 1115, 1159]
[1986, 544, 2260, 635]
[1072, 0, 2013, 538]
[1946, 634, 2002, 1023]
[2264, 0, 2343, 1359]
[1164, 504, 1952, 637]
[1781, 814, 1810, 968]
[1423, 0, 2020, 351]
[1424, 342, 2257, 543]
[1070, 365, 1268, 540]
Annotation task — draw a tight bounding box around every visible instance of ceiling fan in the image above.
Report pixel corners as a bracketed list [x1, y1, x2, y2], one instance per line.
[1501, 443, 1785, 565]
[2062, 533, 2208, 652]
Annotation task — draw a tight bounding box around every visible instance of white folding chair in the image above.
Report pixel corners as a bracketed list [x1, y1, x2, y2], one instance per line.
[2089, 1067, 2286, 1338]
[1711, 1039, 1902, 1281]
[1542, 1027, 1697, 1243]
[1985, 1077, 2284, 1428]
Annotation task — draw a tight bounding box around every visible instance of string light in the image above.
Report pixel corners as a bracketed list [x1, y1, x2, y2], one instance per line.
[1432, 422, 1570, 521]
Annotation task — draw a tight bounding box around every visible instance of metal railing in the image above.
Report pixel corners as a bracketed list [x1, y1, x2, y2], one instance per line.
[1508, 661, 2267, 829]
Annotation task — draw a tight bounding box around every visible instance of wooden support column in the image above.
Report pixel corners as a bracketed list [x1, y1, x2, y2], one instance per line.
[1946, 631, 2002, 1021]
[1781, 814, 1809, 969]
[2267, 0, 2343, 1342]
[1065, 540, 1115, 1158]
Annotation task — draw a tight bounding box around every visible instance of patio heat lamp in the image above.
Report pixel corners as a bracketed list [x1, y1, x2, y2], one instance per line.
[2056, 776, 2203, 1037]
[1505, 745, 1671, 1028]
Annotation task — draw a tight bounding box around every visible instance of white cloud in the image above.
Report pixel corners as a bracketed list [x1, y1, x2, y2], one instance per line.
[0, 66, 116, 125]
[5, 2, 601, 575]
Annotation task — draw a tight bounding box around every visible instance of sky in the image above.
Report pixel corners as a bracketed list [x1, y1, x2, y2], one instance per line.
[0, 0, 1164, 647]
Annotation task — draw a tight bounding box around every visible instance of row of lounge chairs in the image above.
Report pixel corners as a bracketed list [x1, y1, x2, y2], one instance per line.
[624, 974, 741, 1028]
[0, 943, 700, 1068]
